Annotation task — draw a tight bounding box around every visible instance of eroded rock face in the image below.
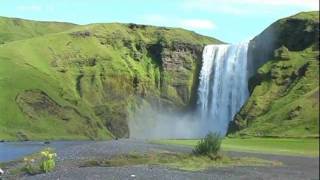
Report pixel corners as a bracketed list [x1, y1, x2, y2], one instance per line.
[274, 46, 290, 60]
[94, 105, 129, 138]
[16, 90, 69, 120]
[160, 42, 203, 107]
[70, 31, 91, 38]
[16, 90, 104, 139]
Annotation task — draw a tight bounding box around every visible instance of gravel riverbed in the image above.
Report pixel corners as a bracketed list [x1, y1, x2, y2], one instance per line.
[3, 139, 318, 180]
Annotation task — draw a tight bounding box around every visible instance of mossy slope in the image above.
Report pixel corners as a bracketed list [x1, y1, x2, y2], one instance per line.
[228, 11, 319, 137]
[0, 17, 221, 140]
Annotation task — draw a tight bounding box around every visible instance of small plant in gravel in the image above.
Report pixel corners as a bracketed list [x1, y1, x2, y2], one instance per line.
[39, 149, 57, 173]
[22, 148, 57, 175]
[23, 157, 37, 174]
[193, 132, 222, 159]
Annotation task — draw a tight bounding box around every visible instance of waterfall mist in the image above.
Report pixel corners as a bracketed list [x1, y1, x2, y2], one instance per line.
[129, 105, 203, 139]
[129, 43, 249, 139]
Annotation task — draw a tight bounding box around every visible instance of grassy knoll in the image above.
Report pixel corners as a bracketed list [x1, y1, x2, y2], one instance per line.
[153, 137, 319, 157]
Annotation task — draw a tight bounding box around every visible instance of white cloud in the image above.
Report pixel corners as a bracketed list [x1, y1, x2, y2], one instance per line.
[181, 0, 319, 15]
[17, 5, 43, 12]
[16, 4, 55, 13]
[180, 19, 215, 30]
[242, 0, 318, 8]
[141, 15, 216, 30]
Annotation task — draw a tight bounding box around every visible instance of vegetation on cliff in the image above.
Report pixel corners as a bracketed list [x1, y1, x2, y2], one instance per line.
[0, 17, 221, 140]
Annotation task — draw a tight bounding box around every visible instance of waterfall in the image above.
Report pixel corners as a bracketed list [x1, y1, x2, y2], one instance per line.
[129, 43, 250, 139]
[197, 43, 249, 136]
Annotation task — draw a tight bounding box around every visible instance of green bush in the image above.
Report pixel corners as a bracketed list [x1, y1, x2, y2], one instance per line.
[193, 132, 222, 158]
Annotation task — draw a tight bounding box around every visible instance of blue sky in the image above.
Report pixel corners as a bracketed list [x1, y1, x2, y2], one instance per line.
[0, 0, 318, 43]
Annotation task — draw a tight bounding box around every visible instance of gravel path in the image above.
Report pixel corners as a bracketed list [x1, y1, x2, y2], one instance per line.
[15, 139, 319, 180]
[55, 139, 192, 161]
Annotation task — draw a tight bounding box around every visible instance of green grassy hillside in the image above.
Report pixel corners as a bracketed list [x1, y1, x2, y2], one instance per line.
[0, 16, 76, 44]
[228, 11, 319, 138]
[0, 17, 221, 140]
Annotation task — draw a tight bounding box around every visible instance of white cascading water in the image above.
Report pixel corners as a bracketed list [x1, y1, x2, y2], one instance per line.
[197, 43, 249, 136]
[129, 43, 250, 139]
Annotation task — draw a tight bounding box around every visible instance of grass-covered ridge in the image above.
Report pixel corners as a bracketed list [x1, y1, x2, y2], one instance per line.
[0, 16, 76, 43]
[290, 11, 319, 21]
[0, 17, 221, 140]
[229, 11, 319, 138]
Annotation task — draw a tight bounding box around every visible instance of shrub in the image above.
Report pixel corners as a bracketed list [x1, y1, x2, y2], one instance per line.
[193, 132, 222, 159]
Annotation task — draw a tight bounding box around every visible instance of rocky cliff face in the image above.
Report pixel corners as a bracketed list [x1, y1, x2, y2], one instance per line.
[228, 12, 319, 137]
[66, 25, 220, 138]
[0, 19, 221, 140]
